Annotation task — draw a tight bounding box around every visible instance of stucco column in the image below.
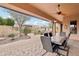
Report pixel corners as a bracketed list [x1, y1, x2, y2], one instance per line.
[60, 24, 63, 32]
[52, 21, 56, 36]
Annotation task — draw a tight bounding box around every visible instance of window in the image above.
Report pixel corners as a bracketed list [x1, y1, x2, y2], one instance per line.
[70, 20, 77, 34]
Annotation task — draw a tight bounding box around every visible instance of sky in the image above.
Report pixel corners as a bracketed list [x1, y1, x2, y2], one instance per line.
[0, 7, 50, 27]
[0, 7, 11, 18]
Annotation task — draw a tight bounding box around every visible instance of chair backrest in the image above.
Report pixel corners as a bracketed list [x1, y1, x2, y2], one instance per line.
[44, 33, 48, 37]
[40, 36, 53, 52]
[61, 32, 71, 46]
[67, 32, 71, 39]
[49, 32, 53, 37]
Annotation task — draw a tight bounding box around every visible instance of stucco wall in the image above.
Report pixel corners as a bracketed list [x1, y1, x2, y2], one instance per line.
[0, 25, 19, 36]
[63, 16, 79, 34]
[62, 17, 70, 35]
[62, 16, 79, 40]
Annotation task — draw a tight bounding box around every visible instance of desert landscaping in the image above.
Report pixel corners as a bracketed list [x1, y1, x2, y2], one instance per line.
[0, 33, 78, 56]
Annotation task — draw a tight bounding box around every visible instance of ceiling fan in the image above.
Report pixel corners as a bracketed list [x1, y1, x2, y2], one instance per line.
[57, 4, 61, 15]
[56, 4, 66, 16]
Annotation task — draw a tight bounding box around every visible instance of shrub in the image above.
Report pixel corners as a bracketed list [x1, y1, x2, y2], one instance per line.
[8, 34, 15, 40]
[23, 28, 31, 35]
[34, 30, 42, 35]
[8, 34, 15, 37]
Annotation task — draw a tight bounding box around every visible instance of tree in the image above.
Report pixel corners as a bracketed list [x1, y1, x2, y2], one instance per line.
[0, 17, 3, 25]
[7, 10, 30, 36]
[0, 16, 15, 26]
[6, 18, 15, 26]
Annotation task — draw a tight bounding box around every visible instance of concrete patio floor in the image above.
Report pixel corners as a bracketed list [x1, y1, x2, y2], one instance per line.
[0, 34, 78, 56]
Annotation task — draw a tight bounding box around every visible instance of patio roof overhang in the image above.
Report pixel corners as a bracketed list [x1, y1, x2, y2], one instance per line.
[0, 3, 79, 24]
[0, 3, 62, 24]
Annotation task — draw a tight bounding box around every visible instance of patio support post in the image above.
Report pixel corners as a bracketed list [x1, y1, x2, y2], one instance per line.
[52, 21, 53, 33]
[52, 21, 56, 36]
[60, 24, 63, 32]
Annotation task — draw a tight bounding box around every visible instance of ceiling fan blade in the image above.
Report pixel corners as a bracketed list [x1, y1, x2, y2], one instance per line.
[61, 12, 68, 17]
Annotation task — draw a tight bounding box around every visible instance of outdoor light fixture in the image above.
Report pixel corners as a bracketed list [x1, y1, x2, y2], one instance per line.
[57, 4, 62, 15]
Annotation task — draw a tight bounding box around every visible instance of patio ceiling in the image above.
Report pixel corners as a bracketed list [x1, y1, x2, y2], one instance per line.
[0, 3, 79, 24]
[0, 3, 62, 24]
[28, 3, 79, 20]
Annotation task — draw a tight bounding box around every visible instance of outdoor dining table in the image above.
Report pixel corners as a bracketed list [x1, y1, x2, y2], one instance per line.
[51, 35, 66, 45]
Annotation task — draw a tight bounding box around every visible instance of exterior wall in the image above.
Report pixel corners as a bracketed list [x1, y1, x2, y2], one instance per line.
[0, 25, 19, 36]
[62, 16, 79, 40]
[56, 23, 61, 33]
[77, 20, 79, 34]
[63, 17, 71, 35]
[63, 16, 79, 34]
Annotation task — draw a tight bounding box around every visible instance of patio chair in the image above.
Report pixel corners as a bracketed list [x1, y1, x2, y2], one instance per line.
[41, 32, 71, 56]
[49, 32, 53, 37]
[40, 36, 60, 56]
[41, 36, 53, 52]
[54, 32, 71, 56]
[44, 32, 53, 37]
[44, 33, 49, 37]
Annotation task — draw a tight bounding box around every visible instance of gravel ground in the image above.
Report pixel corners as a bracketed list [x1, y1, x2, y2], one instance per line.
[0, 34, 78, 56]
[0, 35, 56, 56]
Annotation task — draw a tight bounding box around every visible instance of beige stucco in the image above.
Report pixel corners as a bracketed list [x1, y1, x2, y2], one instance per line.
[62, 15, 79, 40]
[63, 15, 79, 34]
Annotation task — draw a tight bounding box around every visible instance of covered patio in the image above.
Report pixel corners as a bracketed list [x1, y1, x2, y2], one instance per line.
[0, 3, 79, 56]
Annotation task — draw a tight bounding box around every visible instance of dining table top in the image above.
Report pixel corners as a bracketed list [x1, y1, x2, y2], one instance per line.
[51, 35, 66, 45]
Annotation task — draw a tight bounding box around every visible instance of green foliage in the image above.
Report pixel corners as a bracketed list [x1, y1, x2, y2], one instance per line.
[8, 34, 15, 37]
[8, 34, 15, 40]
[33, 30, 43, 35]
[23, 28, 31, 35]
[6, 18, 15, 26]
[0, 17, 4, 25]
[0, 17, 15, 26]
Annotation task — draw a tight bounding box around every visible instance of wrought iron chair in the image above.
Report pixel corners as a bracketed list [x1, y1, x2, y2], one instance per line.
[53, 32, 71, 56]
[41, 35, 63, 56]
[41, 32, 71, 56]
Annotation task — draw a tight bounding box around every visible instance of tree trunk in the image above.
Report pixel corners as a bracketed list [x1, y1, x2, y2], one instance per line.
[18, 25, 22, 37]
